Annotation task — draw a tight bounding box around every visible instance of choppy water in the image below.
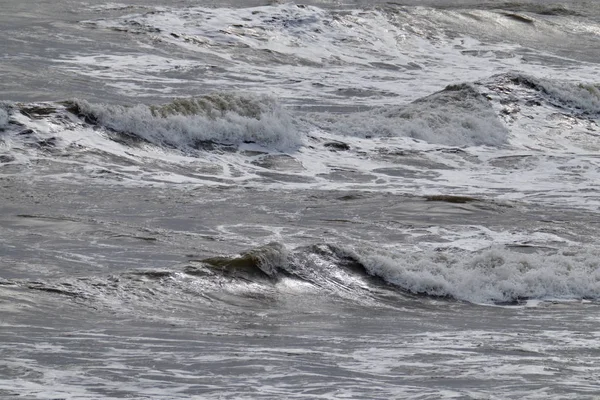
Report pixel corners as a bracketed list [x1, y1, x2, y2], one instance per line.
[2, 1, 600, 399]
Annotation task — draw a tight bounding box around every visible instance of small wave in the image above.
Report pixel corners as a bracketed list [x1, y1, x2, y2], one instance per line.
[310, 84, 508, 147]
[496, 3, 582, 17]
[70, 93, 302, 150]
[356, 247, 600, 304]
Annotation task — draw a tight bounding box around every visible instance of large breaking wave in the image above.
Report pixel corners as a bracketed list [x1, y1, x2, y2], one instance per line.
[72, 93, 302, 149]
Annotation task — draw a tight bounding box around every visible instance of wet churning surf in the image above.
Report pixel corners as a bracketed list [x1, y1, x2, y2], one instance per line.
[2, 1, 600, 399]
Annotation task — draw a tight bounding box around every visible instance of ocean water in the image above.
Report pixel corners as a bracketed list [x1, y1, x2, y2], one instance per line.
[2, 0, 600, 398]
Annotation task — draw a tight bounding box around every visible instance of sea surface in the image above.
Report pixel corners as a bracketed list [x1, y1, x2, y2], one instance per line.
[2, 0, 600, 398]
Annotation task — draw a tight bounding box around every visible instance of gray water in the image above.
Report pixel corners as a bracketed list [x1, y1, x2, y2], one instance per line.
[2, 1, 600, 399]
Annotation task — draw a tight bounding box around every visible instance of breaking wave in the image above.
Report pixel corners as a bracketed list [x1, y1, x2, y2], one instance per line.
[71, 93, 302, 149]
[310, 84, 509, 147]
[16, 243, 600, 310]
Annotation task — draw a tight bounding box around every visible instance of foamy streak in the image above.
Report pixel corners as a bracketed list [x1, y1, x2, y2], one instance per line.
[310, 84, 508, 146]
[355, 247, 600, 304]
[75, 94, 302, 149]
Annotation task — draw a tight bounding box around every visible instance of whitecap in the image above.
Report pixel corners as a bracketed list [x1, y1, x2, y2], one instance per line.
[355, 247, 600, 304]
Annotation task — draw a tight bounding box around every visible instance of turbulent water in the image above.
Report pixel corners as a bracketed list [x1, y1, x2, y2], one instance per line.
[2, 1, 600, 399]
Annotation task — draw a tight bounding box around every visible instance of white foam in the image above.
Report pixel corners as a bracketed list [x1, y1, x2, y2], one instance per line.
[356, 247, 600, 304]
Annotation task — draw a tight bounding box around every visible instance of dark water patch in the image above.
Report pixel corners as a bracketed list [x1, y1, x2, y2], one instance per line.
[63, 100, 98, 125]
[496, 2, 583, 17]
[16, 214, 78, 222]
[35, 137, 58, 149]
[425, 195, 479, 204]
[19, 105, 57, 119]
[324, 141, 350, 151]
[337, 193, 367, 201]
[0, 155, 15, 163]
[18, 129, 35, 136]
[126, 269, 174, 279]
[112, 234, 158, 242]
[200, 242, 288, 280]
[502, 12, 535, 24]
[27, 283, 86, 299]
[461, 49, 515, 59]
